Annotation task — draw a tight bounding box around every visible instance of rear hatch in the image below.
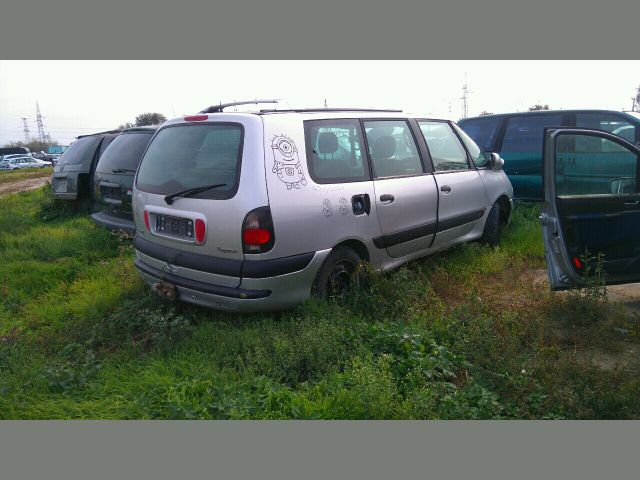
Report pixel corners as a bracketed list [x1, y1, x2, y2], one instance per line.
[133, 115, 267, 288]
[93, 129, 155, 219]
[52, 136, 102, 196]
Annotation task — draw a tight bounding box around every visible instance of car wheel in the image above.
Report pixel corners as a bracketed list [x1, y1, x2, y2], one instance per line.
[479, 202, 501, 247]
[312, 246, 362, 300]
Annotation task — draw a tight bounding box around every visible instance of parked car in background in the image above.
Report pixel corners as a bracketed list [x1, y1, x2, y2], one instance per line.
[458, 110, 640, 200]
[0, 147, 30, 157]
[51, 130, 120, 200]
[0, 156, 50, 170]
[132, 101, 513, 313]
[91, 125, 159, 232]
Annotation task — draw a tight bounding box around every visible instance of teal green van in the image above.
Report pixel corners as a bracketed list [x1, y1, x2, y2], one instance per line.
[458, 110, 640, 200]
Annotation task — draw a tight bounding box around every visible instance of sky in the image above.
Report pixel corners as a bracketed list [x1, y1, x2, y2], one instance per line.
[1, 60, 639, 147]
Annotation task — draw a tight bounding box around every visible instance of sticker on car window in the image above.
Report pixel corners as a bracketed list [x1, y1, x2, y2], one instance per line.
[271, 134, 307, 190]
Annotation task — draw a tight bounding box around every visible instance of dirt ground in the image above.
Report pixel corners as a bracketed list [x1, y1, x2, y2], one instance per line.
[0, 176, 50, 198]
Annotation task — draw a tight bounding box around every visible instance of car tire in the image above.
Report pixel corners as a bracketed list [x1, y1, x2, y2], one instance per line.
[479, 202, 501, 247]
[312, 246, 362, 300]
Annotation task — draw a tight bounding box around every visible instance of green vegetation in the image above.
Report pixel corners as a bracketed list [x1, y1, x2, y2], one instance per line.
[1, 187, 639, 419]
[0, 167, 52, 185]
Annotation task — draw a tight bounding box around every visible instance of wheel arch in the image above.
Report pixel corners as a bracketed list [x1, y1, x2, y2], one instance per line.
[333, 238, 370, 263]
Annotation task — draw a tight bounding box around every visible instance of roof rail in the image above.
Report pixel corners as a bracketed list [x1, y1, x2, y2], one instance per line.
[77, 128, 122, 139]
[259, 108, 403, 114]
[199, 99, 282, 114]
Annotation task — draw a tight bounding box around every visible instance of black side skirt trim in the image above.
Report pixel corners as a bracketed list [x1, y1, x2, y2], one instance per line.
[373, 222, 437, 249]
[373, 208, 485, 249]
[134, 259, 271, 299]
[438, 208, 485, 232]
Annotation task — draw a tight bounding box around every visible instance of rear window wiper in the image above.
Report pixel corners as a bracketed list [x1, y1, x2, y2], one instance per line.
[164, 184, 227, 205]
[112, 168, 137, 173]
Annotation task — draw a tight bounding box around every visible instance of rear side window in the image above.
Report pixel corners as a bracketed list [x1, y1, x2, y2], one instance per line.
[576, 113, 636, 144]
[304, 119, 368, 183]
[419, 121, 469, 171]
[136, 124, 243, 198]
[501, 114, 563, 154]
[96, 132, 153, 173]
[57, 136, 100, 166]
[458, 117, 501, 151]
[363, 120, 423, 178]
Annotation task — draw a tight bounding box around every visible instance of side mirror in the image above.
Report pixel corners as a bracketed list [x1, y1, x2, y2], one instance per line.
[489, 152, 504, 171]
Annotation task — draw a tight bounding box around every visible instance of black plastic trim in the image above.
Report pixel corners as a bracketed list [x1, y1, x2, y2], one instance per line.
[438, 208, 485, 231]
[134, 235, 242, 277]
[134, 259, 271, 299]
[373, 221, 437, 248]
[133, 235, 314, 278]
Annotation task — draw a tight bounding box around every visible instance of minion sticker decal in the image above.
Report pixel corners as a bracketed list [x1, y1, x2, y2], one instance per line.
[271, 134, 307, 190]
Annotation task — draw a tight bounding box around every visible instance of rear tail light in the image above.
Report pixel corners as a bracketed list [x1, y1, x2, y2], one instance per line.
[242, 207, 275, 254]
[143, 210, 150, 231]
[195, 218, 206, 244]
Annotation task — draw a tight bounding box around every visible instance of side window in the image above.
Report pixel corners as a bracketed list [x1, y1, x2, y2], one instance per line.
[418, 121, 469, 172]
[452, 123, 490, 168]
[576, 113, 636, 144]
[363, 120, 423, 178]
[502, 114, 564, 154]
[458, 117, 501, 151]
[304, 119, 368, 183]
[556, 134, 638, 195]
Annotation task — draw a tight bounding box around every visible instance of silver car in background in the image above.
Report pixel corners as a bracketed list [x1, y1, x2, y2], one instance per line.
[132, 102, 513, 312]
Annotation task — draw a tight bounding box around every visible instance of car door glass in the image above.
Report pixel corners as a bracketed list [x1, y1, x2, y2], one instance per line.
[452, 123, 490, 168]
[363, 120, 422, 178]
[576, 113, 636, 144]
[458, 116, 501, 151]
[502, 114, 564, 154]
[418, 121, 469, 171]
[556, 134, 638, 195]
[304, 119, 367, 183]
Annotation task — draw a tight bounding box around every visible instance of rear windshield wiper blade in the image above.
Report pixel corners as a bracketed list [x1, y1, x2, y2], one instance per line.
[164, 184, 227, 205]
[112, 168, 137, 173]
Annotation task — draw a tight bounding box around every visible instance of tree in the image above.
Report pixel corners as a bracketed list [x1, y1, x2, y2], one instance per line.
[135, 113, 167, 126]
[633, 85, 640, 112]
[117, 122, 135, 130]
[529, 104, 550, 111]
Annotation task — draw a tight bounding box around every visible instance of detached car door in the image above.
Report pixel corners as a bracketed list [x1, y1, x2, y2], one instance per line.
[541, 128, 640, 289]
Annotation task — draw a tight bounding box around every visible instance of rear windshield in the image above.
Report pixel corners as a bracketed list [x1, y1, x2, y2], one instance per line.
[57, 136, 100, 166]
[96, 132, 154, 173]
[136, 124, 243, 198]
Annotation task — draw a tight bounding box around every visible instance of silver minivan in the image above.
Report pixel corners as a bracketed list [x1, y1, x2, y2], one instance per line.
[132, 103, 513, 312]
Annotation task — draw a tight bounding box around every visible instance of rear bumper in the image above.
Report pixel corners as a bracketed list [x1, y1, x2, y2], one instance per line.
[91, 210, 135, 233]
[133, 238, 331, 312]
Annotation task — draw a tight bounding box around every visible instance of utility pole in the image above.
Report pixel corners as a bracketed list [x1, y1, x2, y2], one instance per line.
[21, 117, 31, 142]
[460, 73, 471, 119]
[324, 99, 328, 108]
[35, 102, 46, 143]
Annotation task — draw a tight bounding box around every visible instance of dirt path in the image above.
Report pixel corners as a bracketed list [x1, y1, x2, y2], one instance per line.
[0, 176, 50, 198]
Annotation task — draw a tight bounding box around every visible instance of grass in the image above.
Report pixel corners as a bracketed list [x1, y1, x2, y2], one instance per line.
[0, 167, 52, 184]
[1, 188, 639, 419]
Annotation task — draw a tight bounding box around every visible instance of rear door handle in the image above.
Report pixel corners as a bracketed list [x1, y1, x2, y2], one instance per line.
[624, 200, 640, 209]
[440, 185, 452, 193]
[380, 194, 395, 204]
